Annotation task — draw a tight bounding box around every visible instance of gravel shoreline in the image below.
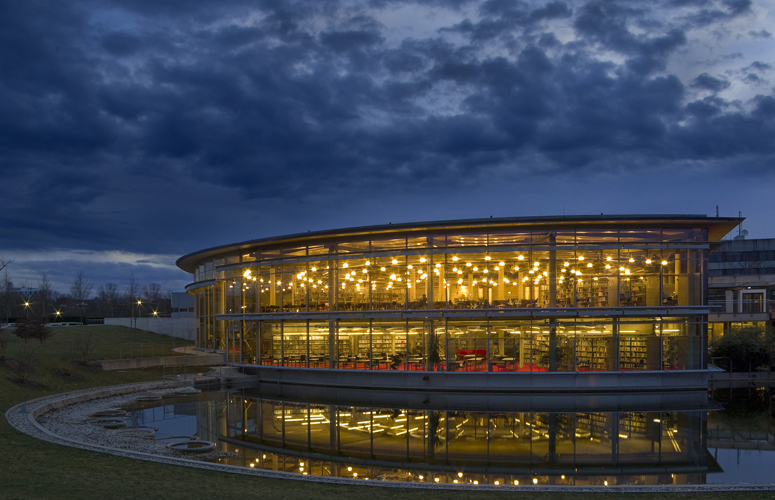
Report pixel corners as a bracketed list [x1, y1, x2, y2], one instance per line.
[6, 379, 775, 493]
[37, 387, 235, 462]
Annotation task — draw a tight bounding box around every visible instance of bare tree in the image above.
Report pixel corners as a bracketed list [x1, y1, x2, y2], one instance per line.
[38, 273, 54, 317]
[0, 258, 11, 274]
[97, 283, 119, 317]
[1, 269, 12, 323]
[70, 270, 93, 320]
[127, 273, 141, 327]
[143, 283, 163, 312]
[126, 273, 140, 303]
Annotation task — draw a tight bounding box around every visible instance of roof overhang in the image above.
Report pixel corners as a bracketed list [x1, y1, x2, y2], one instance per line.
[177, 214, 743, 273]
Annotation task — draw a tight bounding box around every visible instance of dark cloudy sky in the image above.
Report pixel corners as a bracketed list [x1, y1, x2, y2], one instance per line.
[1, 0, 774, 293]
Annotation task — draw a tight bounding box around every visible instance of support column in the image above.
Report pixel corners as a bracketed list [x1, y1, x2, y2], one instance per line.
[549, 319, 558, 372]
[609, 318, 620, 371]
[427, 257, 433, 309]
[328, 320, 337, 369]
[269, 268, 277, 307]
[549, 234, 557, 308]
[497, 263, 505, 301]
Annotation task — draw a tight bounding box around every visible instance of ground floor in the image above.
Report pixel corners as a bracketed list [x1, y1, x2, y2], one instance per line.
[207, 316, 705, 373]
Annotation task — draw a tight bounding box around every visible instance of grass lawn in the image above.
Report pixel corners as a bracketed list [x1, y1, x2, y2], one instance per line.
[0, 325, 772, 500]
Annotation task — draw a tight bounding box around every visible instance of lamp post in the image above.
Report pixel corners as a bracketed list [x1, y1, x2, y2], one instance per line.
[134, 300, 142, 329]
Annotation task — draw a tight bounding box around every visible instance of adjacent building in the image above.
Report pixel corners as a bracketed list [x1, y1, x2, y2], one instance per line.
[708, 236, 775, 341]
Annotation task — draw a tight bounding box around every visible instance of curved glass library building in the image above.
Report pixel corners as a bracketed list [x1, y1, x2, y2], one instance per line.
[178, 215, 741, 395]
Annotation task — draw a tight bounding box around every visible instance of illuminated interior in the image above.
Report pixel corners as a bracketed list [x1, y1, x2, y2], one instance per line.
[178, 215, 740, 372]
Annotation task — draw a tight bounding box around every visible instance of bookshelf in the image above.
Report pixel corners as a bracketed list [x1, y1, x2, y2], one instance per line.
[576, 336, 609, 371]
[619, 412, 647, 436]
[576, 413, 609, 438]
[619, 336, 648, 370]
[357, 332, 406, 356]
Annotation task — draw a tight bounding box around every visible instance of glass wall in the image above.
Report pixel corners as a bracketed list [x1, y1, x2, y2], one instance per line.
[186, 224, 714, 370]
[238, 315, 705, 372]
[196, 228, 708, 313]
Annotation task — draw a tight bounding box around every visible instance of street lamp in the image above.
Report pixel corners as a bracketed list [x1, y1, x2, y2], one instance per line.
[134, 300, 142, 329]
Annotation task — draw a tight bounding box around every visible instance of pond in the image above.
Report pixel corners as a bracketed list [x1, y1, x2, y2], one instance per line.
[117, 387, 775, 486]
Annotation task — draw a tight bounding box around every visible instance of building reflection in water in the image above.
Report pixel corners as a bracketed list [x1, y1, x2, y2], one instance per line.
[176, 391, 710, 486]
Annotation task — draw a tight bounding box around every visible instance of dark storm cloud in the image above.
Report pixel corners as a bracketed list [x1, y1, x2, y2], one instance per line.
[745, 61, 773, 72]
[101, 32, 144, 56]
[748, 29, 772, 39]
[690, 72, 731, 92]
[573, 2, 688, 75]
[2, 0, 774, 285]
[684, 0, 751, 26]
[444, 0, 572, 43]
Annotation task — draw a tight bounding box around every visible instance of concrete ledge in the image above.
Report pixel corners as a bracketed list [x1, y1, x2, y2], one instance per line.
[242, 365, 710, 392]
[709, 371, 775, 389]
[100, 354, 224, 371]
[232, 366, 712, 411]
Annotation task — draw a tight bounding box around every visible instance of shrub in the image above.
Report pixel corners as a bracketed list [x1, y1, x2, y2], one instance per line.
[53, 361, 74, 378]
[61, 331, 94, 365]
[14, 317, 31, 341]
[10, 341, 39, 382]
[15, 315, 54, 343]
[709, 325, 774, 372]
[0, 328, 8, 361]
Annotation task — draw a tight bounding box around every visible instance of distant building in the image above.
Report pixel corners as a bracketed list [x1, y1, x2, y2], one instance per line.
[14, 287, 40, 299]
[708, 237, 775, 340]
[171, 292, 195, 317]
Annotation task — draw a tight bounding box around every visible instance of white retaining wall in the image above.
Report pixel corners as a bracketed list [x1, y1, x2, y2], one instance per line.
[104, 317, 196, 341]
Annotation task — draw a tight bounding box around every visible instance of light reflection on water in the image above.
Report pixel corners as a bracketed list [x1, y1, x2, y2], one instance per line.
[123, 388, 775, 486]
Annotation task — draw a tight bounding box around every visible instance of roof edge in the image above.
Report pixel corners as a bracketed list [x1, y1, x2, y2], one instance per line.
[177, 214, 743, 273]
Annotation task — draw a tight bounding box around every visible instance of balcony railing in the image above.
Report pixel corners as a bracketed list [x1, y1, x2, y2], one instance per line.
[709, 299, 773, 315]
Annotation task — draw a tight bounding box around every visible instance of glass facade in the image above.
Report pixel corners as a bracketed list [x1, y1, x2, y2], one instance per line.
[180, 217, 739, 374]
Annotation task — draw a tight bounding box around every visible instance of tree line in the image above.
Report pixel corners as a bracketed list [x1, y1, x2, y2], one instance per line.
[0, 262, 172, 323]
